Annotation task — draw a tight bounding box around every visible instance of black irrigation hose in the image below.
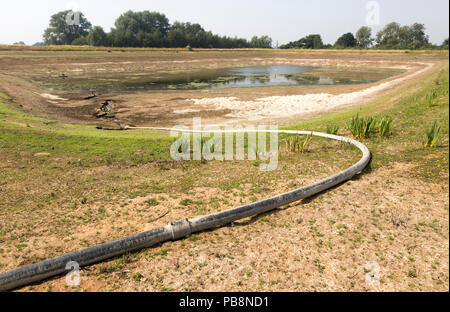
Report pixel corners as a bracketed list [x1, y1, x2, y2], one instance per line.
[0, 129, 371, 291]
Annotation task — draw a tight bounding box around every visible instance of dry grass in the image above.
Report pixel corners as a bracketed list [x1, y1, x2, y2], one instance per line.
[0, 44, 448, 55]
[0, 50, 447, 292]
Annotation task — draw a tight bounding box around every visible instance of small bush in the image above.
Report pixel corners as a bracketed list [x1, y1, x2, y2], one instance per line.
[348, 114, 376, 139]
[377, 116, 393, 137]
[424, 122, 441, 147]
[284, 135, 298, 153]
[132, 273, 143, 282]
[326, 125, 340, 135]
[348, 114, 394, 139]
[284, 133, 312, 153]
[426, 89, 439, 107]
[299, 134, 313, 153]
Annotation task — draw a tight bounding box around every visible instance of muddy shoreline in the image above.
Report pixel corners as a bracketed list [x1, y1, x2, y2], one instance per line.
[0, 50, 445, 128]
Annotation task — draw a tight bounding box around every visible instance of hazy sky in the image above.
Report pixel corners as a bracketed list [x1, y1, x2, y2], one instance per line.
[1, 0, 448, 45]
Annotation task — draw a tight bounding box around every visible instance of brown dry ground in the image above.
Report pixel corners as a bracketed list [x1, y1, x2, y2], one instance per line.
[0, 49, 448, 292]
[0, 49, 444, 127]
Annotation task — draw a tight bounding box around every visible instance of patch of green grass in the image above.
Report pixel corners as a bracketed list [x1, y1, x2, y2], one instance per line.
[283, 133, 312, 153]
[0, 95, 175, 165]
[132, 272, 143, 282]
[407, 270, 418, 278]
[377, 116, 393, 138]
[180, 198, 194, 206]
[286, 64, 448, 182]
[425, 88, 439, 107]
[326, 124, 340, 135]
[0, 127, 175, 164]
[347, 114, 377, 139]
[145, 198, 160, 206]
[424, 121, 441, 147]
[154, 247, 168, 257]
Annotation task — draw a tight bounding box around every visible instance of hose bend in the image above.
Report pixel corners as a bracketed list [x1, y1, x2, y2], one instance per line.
[0, 129, 370, 291]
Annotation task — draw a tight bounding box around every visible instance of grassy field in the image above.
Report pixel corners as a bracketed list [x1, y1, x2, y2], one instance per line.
[0, 52, 448, 292]
[287, 66, 449, 182]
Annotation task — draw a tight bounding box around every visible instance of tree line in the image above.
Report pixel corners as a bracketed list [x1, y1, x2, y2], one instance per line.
[41, 10, 448, 50]
[280, 23, 448, 50]
[43, 10, 272, 49]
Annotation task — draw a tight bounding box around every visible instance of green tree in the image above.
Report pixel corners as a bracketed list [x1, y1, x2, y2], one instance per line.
[43, 10, 92, 45]
[355, 26, 373, 48]
[87, 26, 107, 46]
[376, 22, 402, 46]
[111, 10, 170, 47]
[398, 25, 412, 46]
[305, 34, 323, 49]
[166, 22, 188, 47]
[167, 22, 204, 47]
[280, 34, 323, 49]
[41, 9, 259, 49]
[166, 22, 249, 48]
[376, 22, 429, 49]
[71, 36, 88, 46]
[335, 32, 357, 48]
[249, 35, 273, 48]
[408, 23, 429, 46]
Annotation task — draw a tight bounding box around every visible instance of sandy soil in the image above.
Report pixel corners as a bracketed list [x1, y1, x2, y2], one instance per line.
[188, 62, 433, 122]
[11, 163, 448, 292]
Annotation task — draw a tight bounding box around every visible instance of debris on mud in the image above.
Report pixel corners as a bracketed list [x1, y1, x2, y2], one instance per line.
[84, 90, 98, 100]
[94, 100, 113, 118]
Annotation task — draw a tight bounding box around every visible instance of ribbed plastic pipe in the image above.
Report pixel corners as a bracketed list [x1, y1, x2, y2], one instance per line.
[0, 129, 370, 291]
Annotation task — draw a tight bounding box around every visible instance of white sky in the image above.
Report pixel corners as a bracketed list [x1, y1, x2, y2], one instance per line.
[0, 0, 448, 45]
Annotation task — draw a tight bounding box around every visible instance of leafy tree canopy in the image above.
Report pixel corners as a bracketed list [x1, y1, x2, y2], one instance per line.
[356, 26, 373, 48]
[280, 34, 323, 49]
[376, 22, 429, 49]
[87, 26, 107, 46]
[442, 38, 449, 49]
[43, 10, 92, 45]
[335, 32, 357, 48]
[249, 35, 273, 48]
[110, 10, 170, 47]
[41, 12, 437, 50]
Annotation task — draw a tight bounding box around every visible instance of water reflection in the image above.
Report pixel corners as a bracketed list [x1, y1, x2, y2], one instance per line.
[160, 65, 376, 90]
[52, 65, 380, 91]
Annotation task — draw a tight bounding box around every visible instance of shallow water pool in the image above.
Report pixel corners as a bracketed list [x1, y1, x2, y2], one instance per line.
[44, 64, 401, 91]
